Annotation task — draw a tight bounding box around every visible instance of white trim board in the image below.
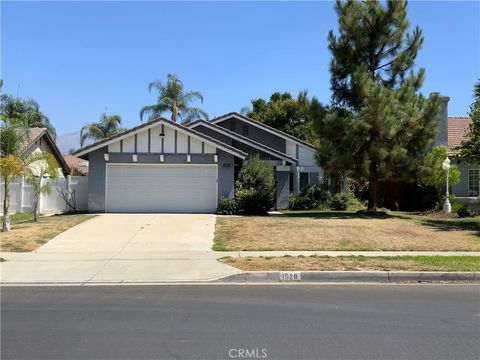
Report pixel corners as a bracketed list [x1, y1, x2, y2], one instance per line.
[75, 119, 247, 160]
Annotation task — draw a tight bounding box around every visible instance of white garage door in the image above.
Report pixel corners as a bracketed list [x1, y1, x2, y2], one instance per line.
[106, 164, 218, 213]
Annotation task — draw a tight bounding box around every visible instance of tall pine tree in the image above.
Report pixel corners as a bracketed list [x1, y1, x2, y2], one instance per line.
[317, 0, 439, 211]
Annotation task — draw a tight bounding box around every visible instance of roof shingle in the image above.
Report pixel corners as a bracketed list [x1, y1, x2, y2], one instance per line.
[448, 117, 472, 156]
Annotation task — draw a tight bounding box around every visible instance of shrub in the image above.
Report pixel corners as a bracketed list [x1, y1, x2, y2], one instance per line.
[288, 183, 332, 210]
[457, 204, 475, 218]
[451, 201, 463, 214]
[235, 155, 275, 215]
[288, 193, 311, 210]
[330, 192, 349, 210]
[216, 197, 238, 215]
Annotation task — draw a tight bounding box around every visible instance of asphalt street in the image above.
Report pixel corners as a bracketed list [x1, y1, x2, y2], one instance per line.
[1, 284, 479, 360]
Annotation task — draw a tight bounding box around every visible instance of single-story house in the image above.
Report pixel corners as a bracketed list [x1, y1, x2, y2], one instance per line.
[20, 127, 70, 177]
[433, 94, 479, 206]
[63, 155, 89, 175]
[73, 113, 322, 213]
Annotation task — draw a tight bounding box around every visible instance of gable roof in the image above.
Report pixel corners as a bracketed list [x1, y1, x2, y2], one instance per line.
[189, 120, 297, 164]
[20, 128, 70, 175]
[73, 116, 248, 159]
[209, 112, 317, 151]
[448, 117, 471, 156]
[63, 155, 89, 175]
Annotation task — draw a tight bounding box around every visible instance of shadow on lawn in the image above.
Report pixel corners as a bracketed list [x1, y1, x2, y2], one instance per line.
[279, 211, 480, 237]
[416, 218, 480, 237]
[279, 211, 392, 220]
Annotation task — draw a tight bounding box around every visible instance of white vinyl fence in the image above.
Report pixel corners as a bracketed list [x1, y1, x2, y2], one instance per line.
[0, 176, 88, 214]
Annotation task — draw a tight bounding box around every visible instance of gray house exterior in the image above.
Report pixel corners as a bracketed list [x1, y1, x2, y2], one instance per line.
[74, 113, 322, 213]
[433, 94, 479, 207]
[189, 113, 323, 209]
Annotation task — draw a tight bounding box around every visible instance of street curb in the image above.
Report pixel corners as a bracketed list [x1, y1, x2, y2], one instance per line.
[1, 272, 478, 286]
[215, 271, 479, 283]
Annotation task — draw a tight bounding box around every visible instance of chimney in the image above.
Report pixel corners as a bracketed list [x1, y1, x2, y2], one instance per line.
[431, 92, 450, 147]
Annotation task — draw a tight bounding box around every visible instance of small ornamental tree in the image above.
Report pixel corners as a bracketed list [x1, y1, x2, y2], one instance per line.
[419, 146, 460, 200]
[0, 155, 25, 231]
[25, 153, 60, 221]
[235, 155, 275, 215]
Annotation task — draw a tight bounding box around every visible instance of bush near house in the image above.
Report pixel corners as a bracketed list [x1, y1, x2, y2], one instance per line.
[234, 155, 275, 215]
[289, 183, 332, 210]
[288, 184, 364, 212]
[330, 192, 350, 211]
[216, 197, 238, 215]
[456, 204, 478, 218]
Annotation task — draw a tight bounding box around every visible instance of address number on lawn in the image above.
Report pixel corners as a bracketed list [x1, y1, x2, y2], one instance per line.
[279, 272, 301, 281]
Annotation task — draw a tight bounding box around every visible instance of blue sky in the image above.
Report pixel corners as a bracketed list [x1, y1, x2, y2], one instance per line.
[2, 1, 479, 135]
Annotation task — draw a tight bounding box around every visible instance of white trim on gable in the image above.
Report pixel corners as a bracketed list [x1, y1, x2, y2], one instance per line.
[75, 119, 247, 160]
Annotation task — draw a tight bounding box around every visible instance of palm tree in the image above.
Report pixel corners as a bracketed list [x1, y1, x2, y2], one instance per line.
[24, 100, 56, 138]
[80, 113, 125, 147]
[140, 74, 208, 124]
[0, 94, 56, 137]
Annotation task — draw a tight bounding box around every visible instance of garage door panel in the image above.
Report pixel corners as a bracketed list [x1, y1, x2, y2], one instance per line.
[106, 165, 218, 213]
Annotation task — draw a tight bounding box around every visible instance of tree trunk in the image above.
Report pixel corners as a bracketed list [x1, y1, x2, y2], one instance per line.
[33, 200, 39, 222]
[2, 178, 10, 232]
[171, 103, 178, 123]
[368, 165, 379, 212]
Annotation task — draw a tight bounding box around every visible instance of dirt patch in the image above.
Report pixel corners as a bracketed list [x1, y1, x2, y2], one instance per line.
[214, 215, 480, 251]
[220, 255, 480, 272]
[0, 214, 95, 252]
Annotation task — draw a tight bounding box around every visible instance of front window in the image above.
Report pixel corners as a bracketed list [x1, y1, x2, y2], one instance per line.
[309, 172, 319, 185]
[468, 169, 479, 197]
[300, 172, 309, 191]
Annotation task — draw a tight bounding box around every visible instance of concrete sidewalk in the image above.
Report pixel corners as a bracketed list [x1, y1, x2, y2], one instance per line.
[0, 251, 241, 284]
[1, 249, 478, 285]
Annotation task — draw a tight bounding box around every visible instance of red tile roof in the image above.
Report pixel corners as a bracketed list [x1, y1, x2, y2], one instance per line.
[63, 155, 89, 175]
[448, 117, 472, 156]
[19, 127, 48, 153]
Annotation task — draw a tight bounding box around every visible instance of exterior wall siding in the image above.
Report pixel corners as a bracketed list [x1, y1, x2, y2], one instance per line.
[87, 147, 107, 212]
[194, 126, 233, 146]
[276, 170, 290, 209]
[216, 118, 286, 152]
[452, 160, 480, 198]
[218, 152, 235, 199]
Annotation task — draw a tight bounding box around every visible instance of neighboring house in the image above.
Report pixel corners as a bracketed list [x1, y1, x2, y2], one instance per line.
[433, 95, 479, 205]
[73, 112, 322, 213]
[63, 155, 89, 175]
[20, 128, 70, 177]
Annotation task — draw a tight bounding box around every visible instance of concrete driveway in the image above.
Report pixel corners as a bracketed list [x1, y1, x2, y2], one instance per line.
[0, 214, 241, 284]
[39, 214, 216, 253]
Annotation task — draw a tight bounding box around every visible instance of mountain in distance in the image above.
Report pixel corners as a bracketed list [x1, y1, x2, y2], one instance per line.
[56, 130, 92, 155]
